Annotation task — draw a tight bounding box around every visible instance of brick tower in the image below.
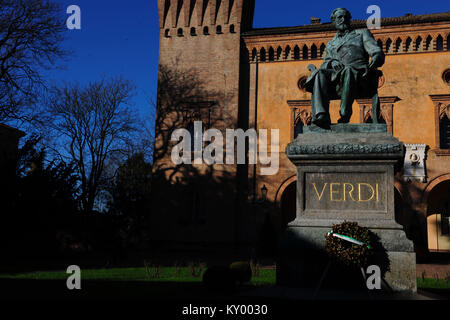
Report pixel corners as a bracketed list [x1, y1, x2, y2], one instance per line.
[157, 0, 254, 126]
[152, 0, 255, 252]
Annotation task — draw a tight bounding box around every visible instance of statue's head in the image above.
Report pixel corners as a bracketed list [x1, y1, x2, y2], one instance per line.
[331, 8, 352, 32]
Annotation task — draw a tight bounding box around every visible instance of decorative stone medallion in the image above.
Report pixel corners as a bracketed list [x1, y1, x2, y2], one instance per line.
[403, 144, 427, 182]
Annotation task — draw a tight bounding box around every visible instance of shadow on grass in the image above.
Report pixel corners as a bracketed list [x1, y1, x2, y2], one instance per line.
[418, 288, 450, 300]
[0, 279, 276, 301]
[2, 279, 448, 301]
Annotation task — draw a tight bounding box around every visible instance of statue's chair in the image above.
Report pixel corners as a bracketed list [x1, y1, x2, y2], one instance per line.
[354, 68, 383, 123]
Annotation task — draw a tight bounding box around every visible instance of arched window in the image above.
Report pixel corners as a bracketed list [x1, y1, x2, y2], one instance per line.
[395, 38, 402, 53]
[425, 35, 432, 51]
[415, 36, 422, 51]
[436, 35, 443, 51]
[164, 29, 170, 37]
[310, 44, 317, 59]
[230, 24, 235, 33]
[203, 26, 209, 35]
[440, 114, 450, 149]
[190, 27, 196, 36]
[285, 46, 291, 60]
[447, 35, 450, 50]
[293, 45, 300, 60]
[268, 47, 274, 61]
[260, 47, 266, 62]
[377, 39, 383, 49]
[319, 43, 326, 57]
[302, 45, 308, 60]
[216, 25, 222, 34]
[385, 38, 393, 54]
[251, 48, 257, 62]
[405, 37, 412, 52]
[276, 46, 282, 60]
[177, 28, 183, 37]
[294, 121, 303, 138]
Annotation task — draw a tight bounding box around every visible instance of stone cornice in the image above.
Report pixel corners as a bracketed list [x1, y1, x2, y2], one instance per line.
[287, 100, 312, 108]
[429, 94, 450, 103]
[243, 12, 450, 37]
[357, 96, 401, 105]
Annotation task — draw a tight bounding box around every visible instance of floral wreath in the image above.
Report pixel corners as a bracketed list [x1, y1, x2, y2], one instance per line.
[325, 221, 373, 268]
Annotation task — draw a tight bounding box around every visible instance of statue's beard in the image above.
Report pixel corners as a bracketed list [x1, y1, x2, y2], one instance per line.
[336, 23, 350, 34]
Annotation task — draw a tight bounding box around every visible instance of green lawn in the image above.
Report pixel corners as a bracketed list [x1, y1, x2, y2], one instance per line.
[0, 267, 277, 300]
[417, 277, 450, 289]
[0, 267, 276, 284]
[2, 267, 450, 289]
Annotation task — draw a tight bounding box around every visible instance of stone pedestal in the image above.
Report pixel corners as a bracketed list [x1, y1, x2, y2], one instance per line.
[277, 124, 416, 292]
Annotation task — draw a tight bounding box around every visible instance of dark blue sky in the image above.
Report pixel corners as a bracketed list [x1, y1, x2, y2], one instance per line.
[51, 0, 449, 122]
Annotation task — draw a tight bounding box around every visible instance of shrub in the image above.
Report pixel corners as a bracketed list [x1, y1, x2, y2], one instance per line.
[144, 260, 161, 278]
[250, 260, 260, 277]
[188, 261, 206, 277]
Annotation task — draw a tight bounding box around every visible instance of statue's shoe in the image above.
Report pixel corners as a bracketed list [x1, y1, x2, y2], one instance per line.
[312, 115, 331, 129]
[337, 115, 351, 123]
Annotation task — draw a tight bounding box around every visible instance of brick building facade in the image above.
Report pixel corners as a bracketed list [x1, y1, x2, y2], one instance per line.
[153, 0, 450, 257]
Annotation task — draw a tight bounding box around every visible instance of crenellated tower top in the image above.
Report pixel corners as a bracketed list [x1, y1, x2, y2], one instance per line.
[158, 0, 254, 32]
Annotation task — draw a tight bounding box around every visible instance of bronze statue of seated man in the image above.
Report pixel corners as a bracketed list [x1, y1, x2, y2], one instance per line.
[304, 8, 385, 129]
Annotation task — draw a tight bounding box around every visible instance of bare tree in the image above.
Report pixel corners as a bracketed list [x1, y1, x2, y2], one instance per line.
[0, 0, 67, 122]
[44, 76, 140, 213]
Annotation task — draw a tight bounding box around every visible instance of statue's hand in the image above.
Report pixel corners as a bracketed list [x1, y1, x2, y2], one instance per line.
[331, 61, 344, 72]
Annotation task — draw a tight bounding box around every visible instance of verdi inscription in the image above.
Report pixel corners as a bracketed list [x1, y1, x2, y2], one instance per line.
[311, 182, 379, 202]
[304, 172, 386, 213]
